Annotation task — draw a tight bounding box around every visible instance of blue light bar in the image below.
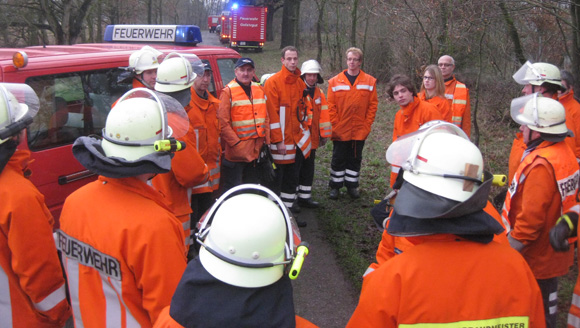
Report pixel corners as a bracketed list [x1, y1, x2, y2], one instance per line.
[231, 3, 239, 10]
[104, 25, 202, 45]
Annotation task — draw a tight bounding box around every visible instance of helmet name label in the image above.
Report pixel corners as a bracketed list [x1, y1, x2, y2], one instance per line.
[56, 230, 121, 281]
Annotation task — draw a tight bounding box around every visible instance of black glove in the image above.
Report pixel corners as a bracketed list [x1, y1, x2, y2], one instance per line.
[550, 213, 578, 252]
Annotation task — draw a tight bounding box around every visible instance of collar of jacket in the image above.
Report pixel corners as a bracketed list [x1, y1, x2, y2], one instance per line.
[444, 75, 456, 84]
[400, 96, 420, 114]
[559, 89, 575, 103]
[190, 89, 219, 112]
[97, 175, 173, 212]
[1, 144, 30, 176]
[279, 65, 302, 84]
[338, 69, 366, 83]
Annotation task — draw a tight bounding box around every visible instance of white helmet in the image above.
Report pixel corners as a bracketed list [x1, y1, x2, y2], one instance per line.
[260, 73, 274, 86]
[300, 59, 323, 84]
[155, 52, 198, 93]
[128, 46, 163, 74]
[513, 61, 564, 88]
[387, 121, 483, 202]
[101, 88, 189, 161]
[510, 93, 568, 135]
[0, 83, 40, 144]
[197, 184, 302, 288]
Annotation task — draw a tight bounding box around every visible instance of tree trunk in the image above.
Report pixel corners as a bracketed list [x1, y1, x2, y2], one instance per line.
[571, 0, 580, 100]
[498, 0, 526, 65]
[280, 0, 299, 48]
[266, 4, 276, 41]
[315, 0, 326, 62]
[350, 0, 358, 47]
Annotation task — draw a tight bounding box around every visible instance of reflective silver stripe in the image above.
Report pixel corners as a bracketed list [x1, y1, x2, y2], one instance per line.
[456, 84, 467, 89]
[549, 305, 557, 314]
[330, 169, 345, 176]
[102, 273, 122, 327]
[315, 98, 321, 105]
[453, 99, 467, 105]
[391, 166, 400, 173]
[194, 129, 200, 150]
[363, 267, 374, 277]
[321, 104, 328, 110]
[320, 122, 331, 128]
[356, 84, 374, 91]
[569, 312, 580, 327]
[253, 98, 266, 104]
[66, 258, 84, 328]
[232, 118, 265, 127]
[0, 264, 12, 328]
[346, 169, 359, 177]
[271, 153, 296, 161]
[345, 176, 358, 182]
[34, 283, 67, 312]
[280, 106, 286, 143]
[331, 176, 344, 182]
[572, 293, 580, 307]
[270, 143, 295, 151]
[280, 192, 296, 200]
[332, 85, 351, 92]
[549, 291, 558, 301]
[299, 185, 312, 191]
[270, 122, 281, 129]
[237, 131, 258, 138]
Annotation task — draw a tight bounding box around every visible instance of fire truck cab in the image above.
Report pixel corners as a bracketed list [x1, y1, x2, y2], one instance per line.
[0, 24, 240, 226]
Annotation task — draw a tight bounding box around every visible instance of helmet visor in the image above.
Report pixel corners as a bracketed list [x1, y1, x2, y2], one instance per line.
[386, 120, 468, 167]
[512, 61, 541, 85]
[510, 93, 540, 127]
[115, 88, 189, 140]
[0, 83, 40, 129]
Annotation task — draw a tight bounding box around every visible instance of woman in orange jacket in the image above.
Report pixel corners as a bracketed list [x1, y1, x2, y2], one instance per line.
[418, 64, 452, 122]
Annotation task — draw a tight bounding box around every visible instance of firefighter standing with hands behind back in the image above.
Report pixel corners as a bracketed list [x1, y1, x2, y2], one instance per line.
[0, 83, 71, 327]
[297, 59, 332, 208]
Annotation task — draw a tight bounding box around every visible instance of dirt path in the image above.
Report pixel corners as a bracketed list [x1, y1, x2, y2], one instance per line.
[291, 207, 359, 328]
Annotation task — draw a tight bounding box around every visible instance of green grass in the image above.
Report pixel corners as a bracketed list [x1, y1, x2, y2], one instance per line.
[250, 40, 577, 325]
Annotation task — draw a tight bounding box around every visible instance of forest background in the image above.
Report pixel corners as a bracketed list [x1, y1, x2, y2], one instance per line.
[2, 0, 580, 324]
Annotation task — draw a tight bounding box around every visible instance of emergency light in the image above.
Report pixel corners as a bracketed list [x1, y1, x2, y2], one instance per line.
[104, 25, 202, 45]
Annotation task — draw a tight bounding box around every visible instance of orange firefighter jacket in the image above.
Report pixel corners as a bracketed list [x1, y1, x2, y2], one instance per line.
[152, 102, 209, 248]
[265, 65, 312, 163]
[559, 90, 580, 160]
[390, 97, 442, 186]
[367, 201, 509, 275]
[0, 149, 71, 328]
[218, 80, 269, 162]
[347, 235, 546, 328]
[569, 234, 580, 326]
[418, 91, 452, 123]
[501, 140, 579, 279]
[327, 70, 378, 142]
[188, 89, 221, 194]
[58, 176, 187, 327]
[444, 76, 471, 137]
[306, 86, 332, 149]
[153, 307, 319, 328]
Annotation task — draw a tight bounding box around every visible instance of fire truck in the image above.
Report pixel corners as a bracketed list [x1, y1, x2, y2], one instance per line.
[219, 11, 232, 44]
[229, 5, 267, 52]
[0, 24, 241, 226]
[207, 15, 220, 33]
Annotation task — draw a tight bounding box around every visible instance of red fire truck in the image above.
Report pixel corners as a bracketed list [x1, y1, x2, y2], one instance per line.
[219, 11, 232, 44]
[0, 24, 241, 226]
[207, 15, 220, 33]
[229, 5, 267, 52]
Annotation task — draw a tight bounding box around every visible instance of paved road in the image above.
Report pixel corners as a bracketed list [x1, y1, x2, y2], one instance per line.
[200, 30, 223, 46]
[291, 208, 359, 328]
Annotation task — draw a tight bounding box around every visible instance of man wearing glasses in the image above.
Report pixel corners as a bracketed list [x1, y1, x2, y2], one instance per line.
[438, 55, 471, 137]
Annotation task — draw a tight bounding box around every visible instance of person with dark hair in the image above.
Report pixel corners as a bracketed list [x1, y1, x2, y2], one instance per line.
[419, 64, 451, 122]
[347, 123, 544, 327]
[264, 46, 312, 218]
[327, 47, 378, 200]
[386, 74, 441, 187]
[0, 83, 71, 327]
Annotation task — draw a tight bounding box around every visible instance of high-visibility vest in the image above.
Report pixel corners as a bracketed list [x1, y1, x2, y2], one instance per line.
[501, 141, 580, 231]
[227, 81, 267, 141]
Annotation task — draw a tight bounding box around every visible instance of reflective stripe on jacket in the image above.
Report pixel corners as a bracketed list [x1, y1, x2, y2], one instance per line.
[59, 176, 187, 327]
[265, 65, 312, 164]
[0, 149, 71, 328]
[188, 90, 221, 193]
[306, 87, 331, 149]
[347, 235, 545, 327]
[444, 76, 471, 137]
[328, 70, 378, 141]
[501, 140, 579, 279]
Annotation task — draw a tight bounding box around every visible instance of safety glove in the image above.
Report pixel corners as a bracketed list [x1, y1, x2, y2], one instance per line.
[549, 212, 578, 252]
